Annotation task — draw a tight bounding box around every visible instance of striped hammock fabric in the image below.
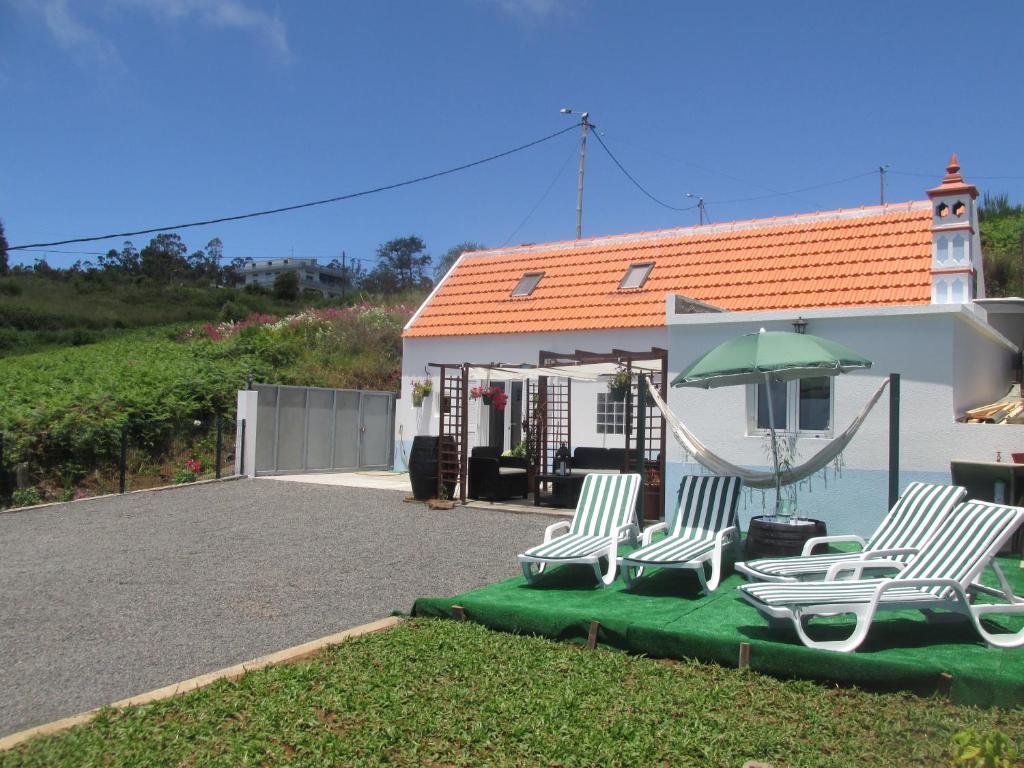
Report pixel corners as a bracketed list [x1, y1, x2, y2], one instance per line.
[645, 377, 889, 489]
[742, 482, 966, 580]
[741, 500, 1023, 608]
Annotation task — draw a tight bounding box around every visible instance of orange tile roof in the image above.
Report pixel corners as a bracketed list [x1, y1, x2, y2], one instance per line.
[405, 201, 934, 338]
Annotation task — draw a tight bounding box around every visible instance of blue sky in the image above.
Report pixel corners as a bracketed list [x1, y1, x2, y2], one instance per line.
[2, 1, 1022, 270]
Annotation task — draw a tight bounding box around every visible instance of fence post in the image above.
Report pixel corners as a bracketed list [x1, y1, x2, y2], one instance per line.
[239, 419, 246, 476]
[119, 425, 128, 494]
[0, 432, 5, 500]
[215, 415, 223, 480]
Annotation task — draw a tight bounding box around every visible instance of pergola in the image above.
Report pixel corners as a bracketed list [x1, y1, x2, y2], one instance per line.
[429, 347, 668, 517]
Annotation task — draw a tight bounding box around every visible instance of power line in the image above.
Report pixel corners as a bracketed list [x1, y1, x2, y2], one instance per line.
[600, 133, 821, 209]
[501, 144, 578, 247]
[590, 129, 698, 212]
[706, 171, 877, 206]
[890, 170, 1024, 181]
[9, 124, 581, 251]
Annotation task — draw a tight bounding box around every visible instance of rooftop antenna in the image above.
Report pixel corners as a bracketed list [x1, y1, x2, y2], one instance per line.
[686, 193, 706, 225]
[879, 164, 890, 205]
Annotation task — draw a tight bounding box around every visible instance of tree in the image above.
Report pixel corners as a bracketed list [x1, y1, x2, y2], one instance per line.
[979, 193, 1024, 297]
[367, 236, 431, 293]
[0, 219, 8, 275]
[140, 234, 189, 283]
[273, 270, 300, 301]
[434, 241, 485, 281]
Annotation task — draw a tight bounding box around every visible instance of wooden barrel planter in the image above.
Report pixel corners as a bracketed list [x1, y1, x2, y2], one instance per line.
[408, 436, 456, 500]
[744, 515, 828, 559]
[408, 436, 440, 500]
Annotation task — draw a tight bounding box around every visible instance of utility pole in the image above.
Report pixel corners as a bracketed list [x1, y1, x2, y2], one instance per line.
[686, 193, 706, 225]
[561, 108, 590, 239]
[879, 164, 890, 205]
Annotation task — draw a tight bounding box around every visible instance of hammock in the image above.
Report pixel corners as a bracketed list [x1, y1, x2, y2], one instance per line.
[645, 377, 889, 490]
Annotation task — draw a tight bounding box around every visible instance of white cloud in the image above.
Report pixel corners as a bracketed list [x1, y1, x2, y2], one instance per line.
[9, 0, 289, 62]
[120, 0, 289, 56]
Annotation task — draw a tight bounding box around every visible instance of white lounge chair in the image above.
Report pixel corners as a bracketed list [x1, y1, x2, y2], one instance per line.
[737, 500, 1024, 652]
[619, 475, 743, 594]
[735, 482, 967, 583]
[518, 473, 641, 588]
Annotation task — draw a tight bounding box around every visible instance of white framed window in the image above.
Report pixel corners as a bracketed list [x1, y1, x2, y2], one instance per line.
[748, 376, 832, 437]
[596, 392, 626, 435]
[619, 262, 654, 289]
[512, 271, 544, 297]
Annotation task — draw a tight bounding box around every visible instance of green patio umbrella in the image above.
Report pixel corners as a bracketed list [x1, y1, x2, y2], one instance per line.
[672, 329, 872, 512]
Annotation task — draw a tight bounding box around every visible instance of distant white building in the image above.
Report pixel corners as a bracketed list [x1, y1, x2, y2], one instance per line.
[241, 258, 346, 298]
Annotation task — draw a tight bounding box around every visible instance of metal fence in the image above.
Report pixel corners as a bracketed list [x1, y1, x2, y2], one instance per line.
[0, 415, 236, 510]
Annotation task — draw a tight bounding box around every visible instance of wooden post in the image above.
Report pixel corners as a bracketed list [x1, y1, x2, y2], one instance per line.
[888, 373, 900, 510]
[586, 620, 600, 650]
[938, 671, 953, 696]
[635, 374, 647, 526]
[451, 605, 466, 621]
[738, 642, 751, 669]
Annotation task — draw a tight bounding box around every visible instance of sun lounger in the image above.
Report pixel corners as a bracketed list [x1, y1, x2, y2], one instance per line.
[619, 475, 742, 594]
[518, 472, 641, 588]
[735, 482, 966, 583]
[737, 500, 1024, 652]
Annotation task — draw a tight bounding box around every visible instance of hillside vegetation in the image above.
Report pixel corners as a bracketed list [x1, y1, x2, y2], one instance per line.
[0, 304, 414, 503]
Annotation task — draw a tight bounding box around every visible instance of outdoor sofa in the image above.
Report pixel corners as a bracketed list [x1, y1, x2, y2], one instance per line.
[468, 447, 529, 501]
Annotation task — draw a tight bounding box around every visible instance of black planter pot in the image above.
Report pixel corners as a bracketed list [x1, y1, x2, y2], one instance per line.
[409, 436, 440, 500]
[609, 385, 628, 403]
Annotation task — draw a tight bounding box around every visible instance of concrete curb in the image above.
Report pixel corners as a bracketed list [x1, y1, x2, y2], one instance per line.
[0, 615, 403, 752]
[0, 474, 244, 516]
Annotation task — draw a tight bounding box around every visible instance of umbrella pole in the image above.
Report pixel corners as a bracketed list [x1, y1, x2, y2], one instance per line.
[764, 372, 782, 515]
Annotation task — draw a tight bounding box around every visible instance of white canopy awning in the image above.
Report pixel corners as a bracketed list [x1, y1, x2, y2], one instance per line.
[465, 359, 663, 382]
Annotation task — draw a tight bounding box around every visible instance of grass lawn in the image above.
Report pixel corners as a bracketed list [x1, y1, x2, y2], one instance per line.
[3, 618, 1021, 767]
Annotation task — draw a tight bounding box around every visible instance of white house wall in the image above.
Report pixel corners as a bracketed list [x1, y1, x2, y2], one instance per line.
[665, 305, 1023, 536]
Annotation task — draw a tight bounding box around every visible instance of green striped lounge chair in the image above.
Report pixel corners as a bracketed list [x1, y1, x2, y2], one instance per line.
[737, 500, 1024, 652]
[735, 482, 966, 583]
[518, 473, 642, 588]
[619, 475, 743, 595]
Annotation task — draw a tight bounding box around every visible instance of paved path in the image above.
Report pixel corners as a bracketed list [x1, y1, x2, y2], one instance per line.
[0, 478, 549, 737]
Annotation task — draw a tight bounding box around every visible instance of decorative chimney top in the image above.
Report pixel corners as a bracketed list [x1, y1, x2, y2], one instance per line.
[927, 152, 978, 200]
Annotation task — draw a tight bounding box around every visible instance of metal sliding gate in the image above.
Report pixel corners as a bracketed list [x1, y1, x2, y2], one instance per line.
[252, 384, 395, 475]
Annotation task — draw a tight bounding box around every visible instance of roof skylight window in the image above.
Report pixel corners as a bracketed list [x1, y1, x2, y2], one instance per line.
[619, 262, 654, 290]
[512, 271, 544, 297]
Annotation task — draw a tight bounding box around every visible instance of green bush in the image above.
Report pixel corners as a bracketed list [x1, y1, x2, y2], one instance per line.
[0, 279, 21, 296]
[11, 487, 43, 507]
[952, 728, 1017, 768]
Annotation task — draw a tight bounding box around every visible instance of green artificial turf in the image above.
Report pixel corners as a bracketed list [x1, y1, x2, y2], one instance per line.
[3, 619, 1021, 768]
[413, 553, 1024, 706]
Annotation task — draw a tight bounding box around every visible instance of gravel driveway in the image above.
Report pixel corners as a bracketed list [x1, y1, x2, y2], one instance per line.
[0, 478, 549, 737]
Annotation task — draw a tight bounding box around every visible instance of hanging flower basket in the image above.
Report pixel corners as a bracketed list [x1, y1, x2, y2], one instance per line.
[608, 368, 631, 402]
[411, 378, 432, 408]
[470, 385, 508, 411]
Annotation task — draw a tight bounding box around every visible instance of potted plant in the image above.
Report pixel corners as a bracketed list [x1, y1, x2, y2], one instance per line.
[411, 378, 433, 407]
[470, 385, 509, 411]
[608, 368, 631, 402]
[520, 402, 546, 485]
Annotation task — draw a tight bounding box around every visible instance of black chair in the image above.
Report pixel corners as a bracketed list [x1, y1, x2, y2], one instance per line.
[468, 447, 529, 501]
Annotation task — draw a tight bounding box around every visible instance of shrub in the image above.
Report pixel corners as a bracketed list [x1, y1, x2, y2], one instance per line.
[11, 487, 43, 507]
[218, 300, 249, 323]
[0, 279, 21, 296]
